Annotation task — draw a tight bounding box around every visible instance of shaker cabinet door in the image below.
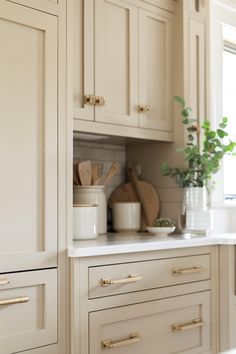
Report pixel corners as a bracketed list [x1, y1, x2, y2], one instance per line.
[6, 0, 59, 15]
[138, 9, 173, 131]
[94, 0, 139, 127]
[73, 0, 95, 121]
[0, 2, 57, 272]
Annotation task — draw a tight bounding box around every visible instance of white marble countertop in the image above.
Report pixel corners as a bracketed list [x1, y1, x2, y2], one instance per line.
[68, 232, 236, 258]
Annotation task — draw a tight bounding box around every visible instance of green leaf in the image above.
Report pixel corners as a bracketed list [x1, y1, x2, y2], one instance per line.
[182, 118, 189, 125]
[174, 96, 185, 108]
[182, 107, 192, 117]
[217, 129, 228, 138]
[207, 131, 216, 139]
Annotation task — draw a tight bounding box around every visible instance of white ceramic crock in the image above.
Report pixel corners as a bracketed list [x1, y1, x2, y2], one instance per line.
[112, 202, 141, 232]
[73, 204, 98, 240]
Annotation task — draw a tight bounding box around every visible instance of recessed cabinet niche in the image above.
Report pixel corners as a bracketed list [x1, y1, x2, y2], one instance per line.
[73, 0, 174, 138]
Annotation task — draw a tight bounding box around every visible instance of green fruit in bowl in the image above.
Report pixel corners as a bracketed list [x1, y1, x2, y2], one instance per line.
[152, 217, 175, 227]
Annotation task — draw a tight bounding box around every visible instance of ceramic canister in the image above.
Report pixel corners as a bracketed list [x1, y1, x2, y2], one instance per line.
[112, 202, 141, 232]
[73, 204, 98, 240]
[73, 186, 107, 234]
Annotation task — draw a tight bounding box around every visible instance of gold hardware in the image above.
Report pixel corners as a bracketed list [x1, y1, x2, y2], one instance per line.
[139, 105, 150, 113]
[102, 332, 142, 348]
[172, 265, 204, 276]
[95, 96, 105, 106]
[0, 278, 10, 286]
[171, 318, 204, 332]
[101, 274, 143, 287]
[84, 95, 95, 105]
[0, 296, 30, 306]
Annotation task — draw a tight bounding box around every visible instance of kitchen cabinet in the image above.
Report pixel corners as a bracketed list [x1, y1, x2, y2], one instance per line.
[219, 245, 236, 352]
[0, 1, 58, 273]
[71, 246, 218, 354]
[0, 2, 61, 353]
[6, 0, 60, 15]
[72, 0, 174, 141]
[0, 269, 57, 353]
[90, 292, 210, 354]
[183, 0, 209, 126]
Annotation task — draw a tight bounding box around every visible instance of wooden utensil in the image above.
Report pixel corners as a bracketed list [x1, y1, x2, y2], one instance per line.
[103, 162, 120, 187]
[73, 161, 80, 185]
[92, 163, 103, 185]
[78, 160, 92, 186]
[109, 166, 160, 231]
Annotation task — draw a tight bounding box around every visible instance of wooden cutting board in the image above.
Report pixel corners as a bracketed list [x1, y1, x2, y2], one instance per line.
[109, 181, 160, 231]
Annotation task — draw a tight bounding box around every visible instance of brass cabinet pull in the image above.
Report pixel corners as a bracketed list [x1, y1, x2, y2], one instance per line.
[84, 95, 96, 105]
[139, 105, 150, 113]
[102, 332, 142, 348]
[95, 96, 105, 106]
[101, 274, 143, 287]
[0, 278, 10, 286]
[0, 296, 30, 306]
[171, 318, 204, 332]
[172, 265, 204, 276]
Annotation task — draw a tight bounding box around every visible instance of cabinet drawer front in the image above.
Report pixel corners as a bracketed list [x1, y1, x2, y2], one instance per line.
[0, 269, 57, 353]
[90, 291, 210, 354]
[89, 254, 210, 298]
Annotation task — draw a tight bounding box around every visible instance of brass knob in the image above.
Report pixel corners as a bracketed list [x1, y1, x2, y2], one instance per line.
[139, 105, 150, 113]
[95, 96, 105, 106]
[84, 95, 95, 105]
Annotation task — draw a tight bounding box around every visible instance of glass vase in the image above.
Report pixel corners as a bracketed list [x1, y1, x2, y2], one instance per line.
[178, 187, 212, 235]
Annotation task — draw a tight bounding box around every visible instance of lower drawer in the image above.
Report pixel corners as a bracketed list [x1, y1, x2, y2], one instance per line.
[90, 291, 210, 354]
[0, 268, 57, 354]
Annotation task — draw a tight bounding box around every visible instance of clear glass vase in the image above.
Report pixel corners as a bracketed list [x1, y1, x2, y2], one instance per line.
[178, 187, 212, 235]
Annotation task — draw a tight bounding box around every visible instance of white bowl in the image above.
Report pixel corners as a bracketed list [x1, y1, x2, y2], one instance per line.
[146, 226, 175, 236]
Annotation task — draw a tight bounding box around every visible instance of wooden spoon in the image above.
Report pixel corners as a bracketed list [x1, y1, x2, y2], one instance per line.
[78, 160, 92, 186]
[103, 162, 120, 187]
[73, 161, 80, 185]
[92, 163, 103, 185]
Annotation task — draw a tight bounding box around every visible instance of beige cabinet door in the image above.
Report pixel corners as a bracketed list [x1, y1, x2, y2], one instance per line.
[0, 2, 57, 272]
[188, 18, 206, 127]
[6, 0, 59, 14]
[90, 292, 210, 354]
[94, 0, 139, 127]
[0, 269, 57, 354]
[73, 0, 94, 121]
[138, 9, 173, 131]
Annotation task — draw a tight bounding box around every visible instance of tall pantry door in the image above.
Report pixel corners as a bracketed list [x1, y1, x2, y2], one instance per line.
[0, 2, 58, 273]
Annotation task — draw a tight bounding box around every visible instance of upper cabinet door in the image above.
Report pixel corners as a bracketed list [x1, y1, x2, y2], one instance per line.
[73, 0, 94, 121]
[6, 0, 59, 15]
[94, 0, 139, 127]
[0, 2, 57, 272]
[138, 9, 173, 131]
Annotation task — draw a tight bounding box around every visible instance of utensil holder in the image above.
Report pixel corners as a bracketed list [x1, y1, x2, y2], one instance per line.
[73, 186, 107, 234]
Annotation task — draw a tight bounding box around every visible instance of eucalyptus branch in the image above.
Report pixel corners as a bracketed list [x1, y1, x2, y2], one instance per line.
[161, 97, 236, 188]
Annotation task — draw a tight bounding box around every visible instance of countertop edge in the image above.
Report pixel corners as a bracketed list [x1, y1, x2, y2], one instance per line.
[68, 234, 236, 258]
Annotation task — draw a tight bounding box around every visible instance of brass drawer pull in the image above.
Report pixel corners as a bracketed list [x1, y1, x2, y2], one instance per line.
[139, 105, 150, 113]
[171, 318, 204, 332]
[95, 96, 105, 106]
[84, 94, 96, 105]
[102, 332, 142, 348]
[101, 274, 143, 287]
[0, 278, 10, 286]
[172, 265, 204, 276]
[0, 296, 30, 306]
